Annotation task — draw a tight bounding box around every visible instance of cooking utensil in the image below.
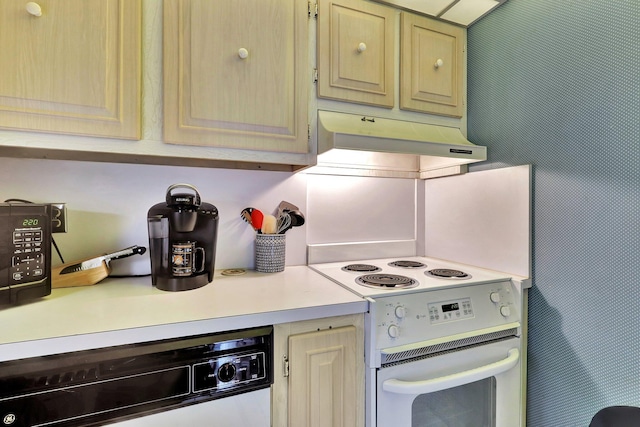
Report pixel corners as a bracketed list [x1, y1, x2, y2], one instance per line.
[241, 207, 257, 230]
[261, 214, 278, 234]
[275, 200, 300, 216]
[251, 209, 264, 231]
[284, 209, 305, 228]
[277, 212, 292, 234]
[52, 245, 147, 288]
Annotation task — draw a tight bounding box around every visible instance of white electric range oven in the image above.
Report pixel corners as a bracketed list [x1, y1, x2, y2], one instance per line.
[310, 256, 526, 427]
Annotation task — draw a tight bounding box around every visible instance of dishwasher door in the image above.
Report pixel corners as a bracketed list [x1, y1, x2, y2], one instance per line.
[0, 327, 273, 427]
[110, 388, 270, 427]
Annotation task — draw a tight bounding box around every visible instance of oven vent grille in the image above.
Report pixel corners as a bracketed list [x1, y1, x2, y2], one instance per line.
[381, 327, 518, 366]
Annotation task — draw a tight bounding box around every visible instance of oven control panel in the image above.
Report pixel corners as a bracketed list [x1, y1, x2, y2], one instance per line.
[369, 280, 519, 350]
[427, 297, 474, 325]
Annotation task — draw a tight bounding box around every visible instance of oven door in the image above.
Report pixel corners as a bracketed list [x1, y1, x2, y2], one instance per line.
[375, 337, 522, 427]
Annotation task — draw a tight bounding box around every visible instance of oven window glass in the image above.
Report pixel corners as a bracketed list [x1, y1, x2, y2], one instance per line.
[411, 377, 496, 427]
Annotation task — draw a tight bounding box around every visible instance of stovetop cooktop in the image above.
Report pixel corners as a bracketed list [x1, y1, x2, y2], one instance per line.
[309, 256, 512, 297]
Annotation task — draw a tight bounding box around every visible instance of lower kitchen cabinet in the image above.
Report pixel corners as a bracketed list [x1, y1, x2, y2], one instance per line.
[272, 314, 365, 427]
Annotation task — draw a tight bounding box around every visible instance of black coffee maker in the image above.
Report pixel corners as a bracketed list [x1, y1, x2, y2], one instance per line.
[147, 184, 218, 291]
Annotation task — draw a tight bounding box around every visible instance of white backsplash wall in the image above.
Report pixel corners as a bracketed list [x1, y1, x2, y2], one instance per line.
[0, 157, 307, 275]
[306, 174, 416, 245]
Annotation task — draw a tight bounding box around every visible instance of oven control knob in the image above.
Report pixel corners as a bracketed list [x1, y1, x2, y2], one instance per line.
[388, 324, 400, 338]
[500, 306, 511, 317]
[490, 292, 501, 303]
[394, 305, 406, 319]
[218, 362, 236, 382]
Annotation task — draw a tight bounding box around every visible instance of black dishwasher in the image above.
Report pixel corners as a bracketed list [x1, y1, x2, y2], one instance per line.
[0, 326, 273, 427]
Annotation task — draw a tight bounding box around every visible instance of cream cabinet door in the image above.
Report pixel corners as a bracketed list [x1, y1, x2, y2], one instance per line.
[400, 12, 464, 117]
[317, 0, 395, 108]
[164, 0, 309, 154]
[0, 0, 141, 139]
[288, 325, 358, 427]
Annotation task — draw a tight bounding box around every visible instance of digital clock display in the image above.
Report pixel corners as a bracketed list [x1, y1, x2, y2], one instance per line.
[22, 218, 39, 227]
[442, 303, 460, 312]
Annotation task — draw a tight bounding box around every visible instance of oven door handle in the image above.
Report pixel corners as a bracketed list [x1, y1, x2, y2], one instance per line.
[382, 348, 520, 395]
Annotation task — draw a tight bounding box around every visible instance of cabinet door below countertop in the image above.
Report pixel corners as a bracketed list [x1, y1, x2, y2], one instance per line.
[288, 326, 358, 427]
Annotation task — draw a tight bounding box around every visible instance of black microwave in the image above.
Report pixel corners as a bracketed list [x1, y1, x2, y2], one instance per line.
[0, 203, 51, 305]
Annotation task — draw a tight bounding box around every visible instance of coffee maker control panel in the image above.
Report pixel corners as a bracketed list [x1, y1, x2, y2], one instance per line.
[198, 208, 218, 216]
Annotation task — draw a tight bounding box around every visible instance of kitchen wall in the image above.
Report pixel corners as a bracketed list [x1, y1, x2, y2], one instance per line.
[0, 158, 309, 274]
[0, 157, 415, 275]
[306, 174, 416, 245]
[467, 0, 639, 425]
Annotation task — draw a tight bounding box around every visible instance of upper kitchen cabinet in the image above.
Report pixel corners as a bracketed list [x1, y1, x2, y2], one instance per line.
[163, 0, 309, 154]
[399, 12, 464, 117]
[0, 0, 141, 139]
[316, 0, 395, 108]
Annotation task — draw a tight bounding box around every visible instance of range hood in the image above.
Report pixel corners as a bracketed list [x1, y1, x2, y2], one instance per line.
[310, 110, 486, 179]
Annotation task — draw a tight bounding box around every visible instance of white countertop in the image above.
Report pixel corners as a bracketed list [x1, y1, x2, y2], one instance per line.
[0, 267, 367, 361]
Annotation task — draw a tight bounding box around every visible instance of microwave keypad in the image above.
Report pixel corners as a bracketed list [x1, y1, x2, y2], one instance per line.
[11, 223, 46, 284]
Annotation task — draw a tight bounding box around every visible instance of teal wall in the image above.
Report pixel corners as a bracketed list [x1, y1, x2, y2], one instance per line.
[467, 0, 639, 425]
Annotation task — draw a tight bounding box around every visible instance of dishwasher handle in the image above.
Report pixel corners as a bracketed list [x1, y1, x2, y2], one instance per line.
[382, 348, 520, 395]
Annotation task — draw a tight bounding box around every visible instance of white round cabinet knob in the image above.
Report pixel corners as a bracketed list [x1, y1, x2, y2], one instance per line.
[357, 42, 367, 53]
[238, 48, 249, 59]
[26, 2, 42, 16]
[388, 324, 400, 339]
[434, 58, 444, 68]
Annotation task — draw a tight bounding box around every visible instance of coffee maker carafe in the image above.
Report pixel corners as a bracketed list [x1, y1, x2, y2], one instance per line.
[147, 184, 218, 291]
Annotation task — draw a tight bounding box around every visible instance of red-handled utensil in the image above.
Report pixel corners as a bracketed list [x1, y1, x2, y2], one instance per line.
[251, 209, 264, 231]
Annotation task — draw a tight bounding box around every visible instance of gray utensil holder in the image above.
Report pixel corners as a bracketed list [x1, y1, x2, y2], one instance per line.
[255, 234, 286, 273]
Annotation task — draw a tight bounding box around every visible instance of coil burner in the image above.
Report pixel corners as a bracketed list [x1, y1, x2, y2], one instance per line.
[341, 264, 382, 273]
[356, 274, 418, 289]
[425, 269, 470, 280]
[388, 260, 427, 269]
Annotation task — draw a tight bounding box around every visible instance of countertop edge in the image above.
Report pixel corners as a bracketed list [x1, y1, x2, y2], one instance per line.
[0, 299, 368, 361]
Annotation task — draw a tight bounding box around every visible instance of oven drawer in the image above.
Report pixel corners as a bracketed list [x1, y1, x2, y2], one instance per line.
[375, 337, 522, 427]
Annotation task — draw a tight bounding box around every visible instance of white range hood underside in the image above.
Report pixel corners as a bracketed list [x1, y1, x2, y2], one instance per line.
[371, 0, 508, 27]
[310, 110, 487, 179]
